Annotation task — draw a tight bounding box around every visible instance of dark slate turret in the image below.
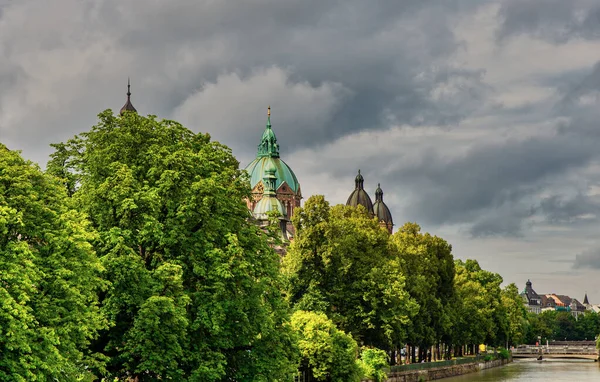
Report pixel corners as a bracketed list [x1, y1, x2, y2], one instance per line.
[346, 170, 374, 214]
[120, 78, 137, 115]
[583, 293, 590, 305]
[373, 183, 393, 234]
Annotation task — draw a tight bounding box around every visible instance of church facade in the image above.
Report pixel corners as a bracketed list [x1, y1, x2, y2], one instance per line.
[243, 107, 395, 238]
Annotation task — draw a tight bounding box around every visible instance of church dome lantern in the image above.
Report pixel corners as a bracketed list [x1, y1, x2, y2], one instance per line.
[346, 169, 374, 214]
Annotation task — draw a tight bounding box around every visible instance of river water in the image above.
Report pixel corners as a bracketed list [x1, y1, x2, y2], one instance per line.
[444, 359, 600, 381]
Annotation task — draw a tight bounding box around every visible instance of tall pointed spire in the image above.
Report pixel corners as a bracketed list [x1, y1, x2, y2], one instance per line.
[120, 78, 137, 115]
[257, 106, 279, 158]
[584, 292, 590, 305]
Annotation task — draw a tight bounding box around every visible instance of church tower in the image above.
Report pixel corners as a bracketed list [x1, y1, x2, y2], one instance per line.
[120, 78, 137, 115]
[245, 107, 302, 237]
[373, 183, 393, 234]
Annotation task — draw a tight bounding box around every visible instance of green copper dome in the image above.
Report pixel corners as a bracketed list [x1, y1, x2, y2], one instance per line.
[246, 157, 300, 193]
[253, 164, 287, 219]
[245, 107, 300, 193]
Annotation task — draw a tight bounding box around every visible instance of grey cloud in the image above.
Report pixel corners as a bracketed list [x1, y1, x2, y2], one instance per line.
[573, 247, 600, 269]
[398, 133, 595, 233]
[0, 0, 490, 166]
[497, 0, 600, 43]
[538, 194, 600, 224]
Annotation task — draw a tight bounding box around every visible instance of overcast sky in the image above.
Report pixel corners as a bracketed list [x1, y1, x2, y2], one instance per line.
[2, 0, 600, 302]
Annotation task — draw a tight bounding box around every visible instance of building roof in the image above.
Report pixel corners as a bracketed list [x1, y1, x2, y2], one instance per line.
[373, 183, 393, 225]
[346, 170, 374, 214]
[522, 279, 541, 305]
[119, 78, 137, 115]
[583, 293, 590, 305]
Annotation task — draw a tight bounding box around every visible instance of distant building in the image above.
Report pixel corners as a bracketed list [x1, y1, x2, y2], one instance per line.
[520, 280, 589, 318]
[521, 280, 542, 314]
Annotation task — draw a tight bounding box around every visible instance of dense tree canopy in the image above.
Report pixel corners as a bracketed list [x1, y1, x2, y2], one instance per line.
[48, 110, 297, 380]
[3, 108, 595, 381]
[391, 223, 455, 361]
[452, 260, 506, 350]
[283, 196, 418, 351]
[0, 145, 106, 381]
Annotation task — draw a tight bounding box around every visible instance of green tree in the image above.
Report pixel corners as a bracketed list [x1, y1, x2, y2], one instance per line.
[357, 347, 388, 382]
[574, 311, 600, 341]
[452, 260, 505, 353]
[0, 145, 106, 381]
[390, 223, 455, 362]
[501, 283, 528, 346]
[283, 195, 418, 351]
[525, 311, 556, 344]
[50, 110, 297, 380]
[291, 310, 362, 382]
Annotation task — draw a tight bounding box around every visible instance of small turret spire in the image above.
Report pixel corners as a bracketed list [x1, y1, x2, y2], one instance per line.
[120, 78, 137, 115]
[354, 169, 364, 190]
[375, 183, 383, 201]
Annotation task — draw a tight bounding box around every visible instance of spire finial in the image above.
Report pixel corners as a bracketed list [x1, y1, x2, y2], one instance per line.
[267, 105, 271, 117]
[127, 77, 131, 97]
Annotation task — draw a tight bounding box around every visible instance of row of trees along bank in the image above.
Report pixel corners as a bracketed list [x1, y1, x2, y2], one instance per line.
[1, 110, 529, 381]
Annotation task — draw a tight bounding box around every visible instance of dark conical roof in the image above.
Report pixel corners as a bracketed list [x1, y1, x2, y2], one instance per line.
[584, 293, 589, 305]
[120, 78, 137, 115]
[373, 183, 393, 226]
[346, 170, 374, 214]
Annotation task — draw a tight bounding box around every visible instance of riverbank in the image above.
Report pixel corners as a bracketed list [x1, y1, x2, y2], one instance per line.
[380, 356, 512, 382]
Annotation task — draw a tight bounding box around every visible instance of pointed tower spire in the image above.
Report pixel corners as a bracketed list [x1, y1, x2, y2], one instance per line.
[120, 78, 137, 115]
[257, 106, 279, 158]
[584, 292, 590, 305]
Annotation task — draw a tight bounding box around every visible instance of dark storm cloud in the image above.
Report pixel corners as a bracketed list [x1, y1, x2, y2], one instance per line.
[573, 247, 600, 269]
[497, 0, 600, 43]
[397, 131, 597, 236]
[0, 0, 493, 164]
[114, 0, 488, 150]
[538, 194, 600, 224]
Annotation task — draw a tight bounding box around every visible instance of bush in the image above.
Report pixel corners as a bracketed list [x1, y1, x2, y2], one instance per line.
[498, 347, 510, 360]
[484, 355, 494, 362]
[357, 347, 388, 382]
[291, 310, 362, 382]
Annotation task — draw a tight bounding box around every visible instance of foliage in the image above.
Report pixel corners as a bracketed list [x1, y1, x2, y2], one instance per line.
[283, 195, 418, 350]
[501, 283, 528, 346]
[0, 145, 106, 381]
[357, 347, 388, 382]
[291, 310, 362, 382]
[50, 110, 297, 380]
[524, 310, 600, 343]
[390, 223, 455, 359]
[452, 260, 505, 348]
[498, 347, 510, 360]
